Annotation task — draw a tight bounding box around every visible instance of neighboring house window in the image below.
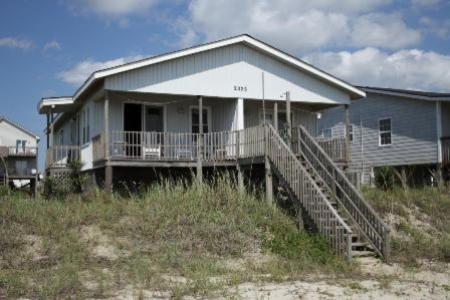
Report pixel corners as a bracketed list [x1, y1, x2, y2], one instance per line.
[323, 128, 332, 139]
[379, 118, 392, 146]
[15, 140, 26, 153]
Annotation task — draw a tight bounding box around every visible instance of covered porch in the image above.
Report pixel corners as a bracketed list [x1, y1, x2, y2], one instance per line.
[45, 89, 350, 171]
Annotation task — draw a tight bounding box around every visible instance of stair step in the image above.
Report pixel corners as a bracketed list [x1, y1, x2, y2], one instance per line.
[351, 242, 368, 247]
[351, 250, 376, 258]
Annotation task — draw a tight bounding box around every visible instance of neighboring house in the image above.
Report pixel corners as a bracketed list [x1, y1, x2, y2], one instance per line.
[318, 86, 450, 185]
[37, 35, 391, 261]
[0, 116, 39, 194]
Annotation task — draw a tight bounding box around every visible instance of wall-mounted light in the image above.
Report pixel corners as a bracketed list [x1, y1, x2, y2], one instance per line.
[316, 113, 322, 120]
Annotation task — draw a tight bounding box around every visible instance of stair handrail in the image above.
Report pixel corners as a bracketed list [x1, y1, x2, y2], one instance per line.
[295, 125, 390, 258]
[265, 124, 354, 260]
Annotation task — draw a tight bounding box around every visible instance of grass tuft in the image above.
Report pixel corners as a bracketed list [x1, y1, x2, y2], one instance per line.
[363, 186, 450, 265]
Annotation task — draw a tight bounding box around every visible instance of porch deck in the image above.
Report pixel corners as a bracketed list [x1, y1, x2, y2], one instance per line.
[46, 126, 347, 169]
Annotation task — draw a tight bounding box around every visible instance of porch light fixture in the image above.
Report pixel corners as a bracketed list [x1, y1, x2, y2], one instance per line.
[316, 113, 322, 119]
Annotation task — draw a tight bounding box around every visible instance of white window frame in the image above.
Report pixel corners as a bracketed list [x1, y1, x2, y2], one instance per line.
[347, 124, 354, 142]
[189, 105, 212, 133]
[15, 139, 26, 153]
[378, 117, 392, 146]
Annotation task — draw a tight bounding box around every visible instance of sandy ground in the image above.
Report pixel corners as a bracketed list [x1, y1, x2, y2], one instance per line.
[78, 226, 449, 299]
[24, 228, 450, 299]
[100, 256, 449, 300]
[232, 257, 450, 300]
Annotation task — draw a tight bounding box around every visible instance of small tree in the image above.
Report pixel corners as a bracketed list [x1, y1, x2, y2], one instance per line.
[67, 159, 86, 194]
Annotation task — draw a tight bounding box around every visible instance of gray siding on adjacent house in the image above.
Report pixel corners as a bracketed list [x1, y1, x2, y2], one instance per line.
[319, 93, 439, 183]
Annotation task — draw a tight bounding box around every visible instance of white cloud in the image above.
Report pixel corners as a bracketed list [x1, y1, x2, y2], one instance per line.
[351, 13, 421, 49]
[69, 0, 156, 17]
[0, 37, 33, 49]
[304, 48, 450, 91]
[43, 41, 61, 51]
[178, 0, 420, 52]
[57, 55, 144, 86]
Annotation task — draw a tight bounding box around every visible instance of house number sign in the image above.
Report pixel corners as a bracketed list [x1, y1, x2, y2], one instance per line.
[234, 85, 248, 92]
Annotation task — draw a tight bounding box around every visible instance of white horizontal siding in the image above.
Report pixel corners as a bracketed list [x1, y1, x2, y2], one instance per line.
[0, 121, 38, 147]
[105, 44, 350, 105]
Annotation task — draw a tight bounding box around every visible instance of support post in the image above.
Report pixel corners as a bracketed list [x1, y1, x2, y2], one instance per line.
[197, 96, 203, 183]
[286, 92, 292, 147]
[30, 178, 37, 197]
[264, 125, 273, 204]
[104, 95, 110, 160]
[105, 165, 113, 193]
[274, 102, 278, 131]
[236, 163, 244, 193]
[235, 98, 244, 157]
[49, 108, 54, 148]
[344, 104, 351, 164]
[46, 113, 50, 149]
[104, 95, 112, 192]
[265, 155, 273, 205]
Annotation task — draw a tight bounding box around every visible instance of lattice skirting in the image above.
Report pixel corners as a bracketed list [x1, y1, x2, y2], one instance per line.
[47, 168, 72, 192]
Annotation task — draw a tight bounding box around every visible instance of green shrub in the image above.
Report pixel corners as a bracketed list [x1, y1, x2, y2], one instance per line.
[374, 166, 396, 190]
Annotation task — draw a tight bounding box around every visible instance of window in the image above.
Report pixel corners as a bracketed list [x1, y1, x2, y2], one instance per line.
[347, 125, 353, 142]
[15, 140, 26, 153]
[191, 107, 209, 133]
[379, 118, 392, 146]
[81, 107, 90, 144]
[260, 110, 293, 129]
[323, 128, 332, 139]
[261, 112, 273, 125]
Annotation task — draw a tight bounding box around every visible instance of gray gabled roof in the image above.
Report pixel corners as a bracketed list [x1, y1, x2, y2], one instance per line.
[358, 86, 450, 101]
[38, 34, 365, 116]
[0, 116, 40, 141]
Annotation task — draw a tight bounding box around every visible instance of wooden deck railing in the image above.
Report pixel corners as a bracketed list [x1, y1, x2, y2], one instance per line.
[108, 128, 267, 162]
[266, 124, 353, 259]
[316, 137, 347, 163]
[295, 125, 390, 259]
[45, 145, 81, 168]
[441, 137, 450, 165]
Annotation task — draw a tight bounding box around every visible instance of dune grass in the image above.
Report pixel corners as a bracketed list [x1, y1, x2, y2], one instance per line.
[0, 178, 350, 299]
[363, 186, 450, 265]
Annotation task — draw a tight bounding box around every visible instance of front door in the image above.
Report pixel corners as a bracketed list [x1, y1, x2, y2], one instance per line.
[124, 103, 142, 157]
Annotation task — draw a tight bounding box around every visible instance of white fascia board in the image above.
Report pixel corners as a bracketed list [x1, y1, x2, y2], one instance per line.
[38, 97, 74, 114]
[362, 87, 450, 102]
[70, 35, 365, 104]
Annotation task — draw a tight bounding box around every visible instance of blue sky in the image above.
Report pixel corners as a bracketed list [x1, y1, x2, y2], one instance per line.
[1, 0, 450, 171]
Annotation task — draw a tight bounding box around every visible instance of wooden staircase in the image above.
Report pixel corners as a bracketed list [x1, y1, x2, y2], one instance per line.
[263, 124, 390, 261]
